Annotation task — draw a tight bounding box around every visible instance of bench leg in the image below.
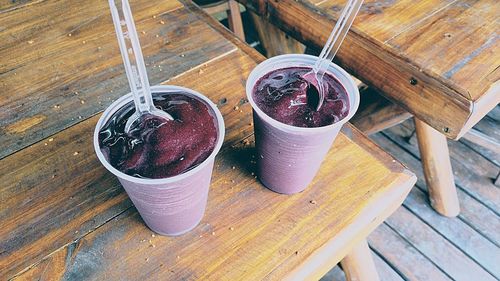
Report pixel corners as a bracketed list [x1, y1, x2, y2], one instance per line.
[340, 239, 380, 281]
[414, 118, 460, 217]
[227, 0, 245, 41]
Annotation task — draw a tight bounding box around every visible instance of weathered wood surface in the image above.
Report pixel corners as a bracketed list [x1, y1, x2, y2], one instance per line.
[386, 120, 500, 214]
[369, 223, 453, 281]
[0, 0, 235, 160]
[1, 0, 416, 279]
[10, 122, 415, 280]
[236, 0, 500, 139]
[367, 121, 500, 280]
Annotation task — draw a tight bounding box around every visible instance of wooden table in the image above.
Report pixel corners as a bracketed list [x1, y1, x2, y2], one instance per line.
[0, 0, 416, 279]
[237, 0, 500, 216]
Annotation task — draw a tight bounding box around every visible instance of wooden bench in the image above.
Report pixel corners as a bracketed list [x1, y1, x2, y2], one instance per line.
[0, 0, 416, 279]
[236, 0, 500, 217]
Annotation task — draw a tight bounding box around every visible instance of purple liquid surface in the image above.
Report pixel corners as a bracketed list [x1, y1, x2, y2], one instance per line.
[253, 66, 349, 127]
[99, 92, 218, 179]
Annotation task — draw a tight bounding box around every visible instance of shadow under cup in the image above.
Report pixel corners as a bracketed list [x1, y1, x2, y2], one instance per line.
[93, 85, 225, 236]
[246, 54, 360, 194]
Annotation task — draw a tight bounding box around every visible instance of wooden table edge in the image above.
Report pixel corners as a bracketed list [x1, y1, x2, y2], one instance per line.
[283, 171, 416, 281]
[458, 80, 500, 140]
[233, 0, 498, 139]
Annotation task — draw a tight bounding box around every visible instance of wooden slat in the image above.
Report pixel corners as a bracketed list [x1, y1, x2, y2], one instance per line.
[0, 49, 256, 278]
[461, 118, 500, 166]
[403, 186, 500, 278]
[351, 87, 412, 135]
[385, 207, 496, 280]
[369, 223, 452, 281]
[0, 0, 41, 12]
[371, 252, 405, 281]
[236, 0, 500, 139]
[0, 0, 236, 159]
[373, 127, 500, 246]
[385, 121, 500, 213]
[462, 129, 500, 155]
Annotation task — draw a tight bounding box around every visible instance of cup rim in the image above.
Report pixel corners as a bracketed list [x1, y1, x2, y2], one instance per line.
[246, 54, 360, 133]
[93, 85, 225, 186]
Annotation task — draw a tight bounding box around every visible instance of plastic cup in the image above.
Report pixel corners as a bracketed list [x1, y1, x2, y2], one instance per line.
[94, 85, 225, 236]
[246, 54, 360, 194]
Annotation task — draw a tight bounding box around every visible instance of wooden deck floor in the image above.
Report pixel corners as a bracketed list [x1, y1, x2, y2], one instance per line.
[322, 110, 500, 281]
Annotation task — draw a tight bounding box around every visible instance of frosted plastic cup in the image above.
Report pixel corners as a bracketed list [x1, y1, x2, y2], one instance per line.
[246, 54, 360, 194]
[94, 85, 225, 236]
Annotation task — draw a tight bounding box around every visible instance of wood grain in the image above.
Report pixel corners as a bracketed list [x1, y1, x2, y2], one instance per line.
[0, 0, 235, 159]
[385, 207, 496, 280]
[13, 126, 415, 280]
[1, 1, 417, 279]
[0, 49, 257, 278]
[236, 0, 499, 139]
[369, 223, 453, 281]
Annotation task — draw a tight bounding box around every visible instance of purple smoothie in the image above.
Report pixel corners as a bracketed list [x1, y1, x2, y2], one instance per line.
[252, 66, 349, 127]
[98, 92, 218, 179]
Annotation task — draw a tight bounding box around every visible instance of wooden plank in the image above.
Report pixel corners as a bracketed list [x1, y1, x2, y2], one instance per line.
[0, 0, 236, 159]
[13, 128, 415, 280]
[461, 116, 500, 166]
[371, 130, 500, 246]
[385, 0, 499, 101]
[368, 223, 452, 281]
[351, 87, 412, 135]
[385, 121, 500, 213]
[318, 0, 500, 136]
[235, 0, 474, 139]
[403, 185, 500, 278]
[0, 0, 41, 13]
[371, 251, 405, 281]
[385, 206, 496, 281]
[0, 50, 257, 278]
[462, 129, 500, 155]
